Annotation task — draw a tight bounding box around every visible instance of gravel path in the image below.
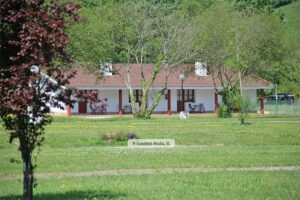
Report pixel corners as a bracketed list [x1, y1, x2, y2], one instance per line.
[3, 166, 300, 181]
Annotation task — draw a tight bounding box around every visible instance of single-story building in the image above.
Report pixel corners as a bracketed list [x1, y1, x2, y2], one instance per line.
[59, 62, 273, 116]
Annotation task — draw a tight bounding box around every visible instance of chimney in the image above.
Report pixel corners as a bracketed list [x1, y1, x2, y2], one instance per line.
[195, 61, 207, 76]
[100, 62, 112, 76]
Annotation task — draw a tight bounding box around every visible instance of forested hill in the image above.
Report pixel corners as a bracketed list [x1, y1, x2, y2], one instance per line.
[69, 0, 300, 96]
[77, 0, 297, 9]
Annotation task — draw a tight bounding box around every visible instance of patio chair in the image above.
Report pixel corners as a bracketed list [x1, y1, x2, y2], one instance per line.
[96, 104, 107, 114]
[90, 102, 107, 114]
[188, 104, 196, 113]
[122, 105, 132, 114]
[199, 103, 205, 113]
[90, 103, 97, 114]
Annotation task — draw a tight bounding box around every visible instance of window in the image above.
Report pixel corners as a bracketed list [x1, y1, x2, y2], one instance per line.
[129, 90, 143, 103]
[177, 89, 194, 102]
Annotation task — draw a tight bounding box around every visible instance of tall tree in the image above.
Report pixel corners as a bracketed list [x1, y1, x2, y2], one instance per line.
[196, 2, 237, 117]
[0, 0, 81, 199]
[68, 0, 199, 118]
[196, 2, 290, 122]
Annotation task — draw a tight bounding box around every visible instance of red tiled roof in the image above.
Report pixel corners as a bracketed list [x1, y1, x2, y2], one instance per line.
[67, 64, 273, 89]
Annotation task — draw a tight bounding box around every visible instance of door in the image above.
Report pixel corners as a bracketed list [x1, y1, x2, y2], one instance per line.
[177, 89, 194, 112]
[78, 99, 87, 113]
[177, 101, 184, 112]
[177, 89, 185, 112]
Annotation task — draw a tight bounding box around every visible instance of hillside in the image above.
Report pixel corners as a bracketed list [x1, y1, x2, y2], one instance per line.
[280, 0, 300, 37]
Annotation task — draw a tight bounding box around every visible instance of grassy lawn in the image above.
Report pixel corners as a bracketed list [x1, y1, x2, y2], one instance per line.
[0, 114, 300, 199]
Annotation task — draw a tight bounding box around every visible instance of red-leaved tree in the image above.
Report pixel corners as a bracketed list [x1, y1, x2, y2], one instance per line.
[0, 0, 82, 199]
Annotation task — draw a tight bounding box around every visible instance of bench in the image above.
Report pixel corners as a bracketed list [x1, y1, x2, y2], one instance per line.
[188, 103, 205, 113]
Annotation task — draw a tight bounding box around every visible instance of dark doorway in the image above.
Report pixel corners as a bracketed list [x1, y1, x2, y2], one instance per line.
[177, 89, 194, 112]
[78, 99, 87, 113]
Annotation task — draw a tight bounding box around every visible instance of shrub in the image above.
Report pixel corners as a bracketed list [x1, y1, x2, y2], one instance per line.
[101, 134, 113, 142]
[100, 132, 138, 142]
[218, 103, 232, 118]
[114, 131, 128, 142]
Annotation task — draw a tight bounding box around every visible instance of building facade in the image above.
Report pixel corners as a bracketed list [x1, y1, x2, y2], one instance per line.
[61, 63, 273, 115]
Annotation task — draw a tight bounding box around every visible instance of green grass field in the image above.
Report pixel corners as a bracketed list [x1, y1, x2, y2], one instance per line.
[0, 114, 300, 199]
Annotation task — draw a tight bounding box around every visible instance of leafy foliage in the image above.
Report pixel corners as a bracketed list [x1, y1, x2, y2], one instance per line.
[0, 0, 81, 199]
[68, 0, 199, 118]
[217, 84, 240, 118]
[67, 0, 299, 120]
[195, 1, 297, 121]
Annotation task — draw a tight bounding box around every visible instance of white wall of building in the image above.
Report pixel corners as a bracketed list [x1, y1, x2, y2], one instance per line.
[97, 90, 119, 112]
[50, 102, 67, 114]
[194, 89, 215, 112]
[69, 88, 258, 114]
[122, 89, 130, 107]
[170, 89, 177, 112]
[71, 99, 78, 113]
[243, 89, 257, 102]
[148, 89, 168, 112]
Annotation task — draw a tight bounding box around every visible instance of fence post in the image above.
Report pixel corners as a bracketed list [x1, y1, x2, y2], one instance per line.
[214, 90, 219, 114]
[167, 89, 171, 116]
[275, 84, 278, 116]
[118, 90, 123, 116]
[260, 89, 264, 115]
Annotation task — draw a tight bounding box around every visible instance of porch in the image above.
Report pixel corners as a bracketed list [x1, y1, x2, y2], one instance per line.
[68, 88, 266, 116]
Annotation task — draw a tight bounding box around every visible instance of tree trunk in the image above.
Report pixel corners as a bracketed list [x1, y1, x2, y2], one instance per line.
[241, 118, 245, 125]
[146, 89, 166, 115]
[139, 88, 148, 113]
[20, 134, 34, 200]
[22, 153, 34, 200]
[129, 89, 137, 116]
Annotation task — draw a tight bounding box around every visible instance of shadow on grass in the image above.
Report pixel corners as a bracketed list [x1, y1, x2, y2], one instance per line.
[231, 122, 253, 126]
[0, 190, 127, 200]
[240, 122, 252, 125]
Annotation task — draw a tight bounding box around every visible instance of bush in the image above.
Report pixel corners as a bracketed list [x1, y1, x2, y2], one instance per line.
[100, 132, 138, 142]
[218, 103, 232, 118]
[101, 134, 113, 142]
[114, 131, 128, 142]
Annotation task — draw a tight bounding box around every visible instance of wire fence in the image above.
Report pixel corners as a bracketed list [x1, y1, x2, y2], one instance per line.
[256, 99, 300, 114]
